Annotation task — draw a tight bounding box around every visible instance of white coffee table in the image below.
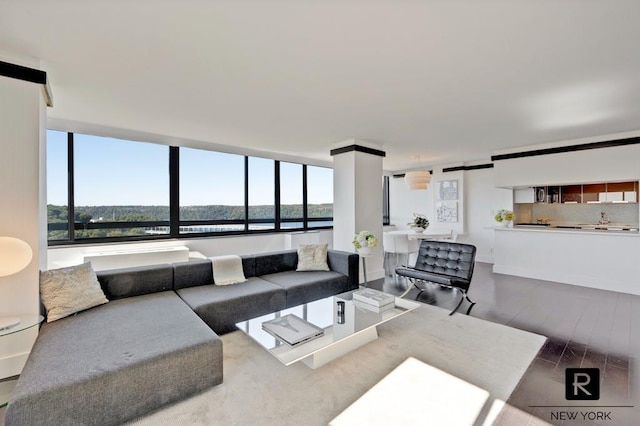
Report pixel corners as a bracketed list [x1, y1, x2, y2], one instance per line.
[236, 290, 420, 369]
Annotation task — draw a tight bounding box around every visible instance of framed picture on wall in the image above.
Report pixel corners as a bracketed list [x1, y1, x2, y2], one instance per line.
[436, 180, 459, 222]
[436, 201, 458, 223]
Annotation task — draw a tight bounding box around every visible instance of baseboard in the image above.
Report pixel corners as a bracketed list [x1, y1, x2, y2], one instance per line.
[475, 255, 494, 264]
[492, 264, 640, 296]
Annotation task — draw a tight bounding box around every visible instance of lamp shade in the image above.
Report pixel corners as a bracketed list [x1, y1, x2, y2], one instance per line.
[0, 236, 33, 277]
[404, 171, 431, 190]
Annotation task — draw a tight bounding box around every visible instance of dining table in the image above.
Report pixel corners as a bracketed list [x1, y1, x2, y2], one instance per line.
[385, 229, 453, 240]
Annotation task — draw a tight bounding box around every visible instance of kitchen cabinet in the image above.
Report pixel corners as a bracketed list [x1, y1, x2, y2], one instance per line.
[533, 186, 561, 203]
[533, 181, 638, 204]
[584, 182, 637, 203]
[561, 185, 581, 203]
[514, 188, 535, 203]
[582, 183, 606, 203]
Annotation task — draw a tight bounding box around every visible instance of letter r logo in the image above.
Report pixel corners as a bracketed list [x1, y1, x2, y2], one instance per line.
[565, 368, 600, 400]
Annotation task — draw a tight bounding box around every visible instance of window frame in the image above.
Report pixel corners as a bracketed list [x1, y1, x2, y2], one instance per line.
[47, 132, 335, 245]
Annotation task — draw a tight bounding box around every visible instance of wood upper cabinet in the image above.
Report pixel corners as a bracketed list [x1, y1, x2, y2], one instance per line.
[561, 185, 582, 203]
[582, 183, 606, 203]
[562, 181, 638, 203]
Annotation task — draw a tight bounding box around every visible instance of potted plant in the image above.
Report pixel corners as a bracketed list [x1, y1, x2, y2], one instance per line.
[407, 213, 430, 233]
[494, 209, 515, 227]
[352, 230, 378, 255]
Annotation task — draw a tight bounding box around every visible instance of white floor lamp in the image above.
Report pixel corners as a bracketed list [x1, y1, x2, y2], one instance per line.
[0, 236, 33, 331]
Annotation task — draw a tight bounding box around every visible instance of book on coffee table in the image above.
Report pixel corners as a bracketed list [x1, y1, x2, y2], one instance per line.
[262, 314, 324, 347]
[353, 299, 394, 313]
[352, 288, 395, 308]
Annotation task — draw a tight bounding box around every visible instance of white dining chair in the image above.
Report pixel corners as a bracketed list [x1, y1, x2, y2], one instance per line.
[383, 231, 420, 279]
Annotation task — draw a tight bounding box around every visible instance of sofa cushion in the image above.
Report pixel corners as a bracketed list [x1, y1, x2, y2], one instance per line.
[173, 258, 255, 290]
[40, 262, 109, 322]
[253, 250, 298, 276]
[176, 277, 286, 334]
[97, 263, 174, 300]
[260, 270, 351, 307]
[6, 291, 222, 426]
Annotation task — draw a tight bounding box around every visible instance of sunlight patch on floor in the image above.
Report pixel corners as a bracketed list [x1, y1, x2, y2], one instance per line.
[330, 357, 498, 425]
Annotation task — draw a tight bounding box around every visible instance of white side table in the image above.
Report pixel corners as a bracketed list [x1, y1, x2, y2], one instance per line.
[0, 315, 44, 408]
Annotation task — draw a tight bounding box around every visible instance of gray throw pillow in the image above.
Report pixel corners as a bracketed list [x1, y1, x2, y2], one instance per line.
[40, 262, 109, 322]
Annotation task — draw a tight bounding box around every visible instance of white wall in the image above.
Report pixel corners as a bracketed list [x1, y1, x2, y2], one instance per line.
[458, 168, 512, 263]
[48, 230, 334, 269]
[494, 143, 640, 188]
[389, 166, 511, 264]
[333, 145, 385, 283]
[0, 67, 46, 378]
[388, 174, 433, 231]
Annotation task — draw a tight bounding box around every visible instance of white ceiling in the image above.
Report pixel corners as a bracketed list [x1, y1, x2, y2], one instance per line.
[2, 1, 640, 171]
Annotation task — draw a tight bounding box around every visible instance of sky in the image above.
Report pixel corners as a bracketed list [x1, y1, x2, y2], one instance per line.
[46, 130, 333, 206]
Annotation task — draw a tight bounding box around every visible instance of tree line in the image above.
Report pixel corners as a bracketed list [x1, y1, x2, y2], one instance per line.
[47, 204, 333, 239]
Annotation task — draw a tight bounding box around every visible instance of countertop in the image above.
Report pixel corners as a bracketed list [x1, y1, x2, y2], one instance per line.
[496, 223, 639, 236]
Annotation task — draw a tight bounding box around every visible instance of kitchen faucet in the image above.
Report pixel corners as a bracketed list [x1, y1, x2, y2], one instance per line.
[599, 211, 610, 225]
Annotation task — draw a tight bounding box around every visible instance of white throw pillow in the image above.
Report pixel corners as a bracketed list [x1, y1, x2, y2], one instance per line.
[211, 255, 247, 285]
[40, 262, 109, 322]
[296, 244, 330, 271]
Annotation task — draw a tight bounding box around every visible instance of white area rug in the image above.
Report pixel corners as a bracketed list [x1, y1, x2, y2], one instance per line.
[128, 304, 546, 426]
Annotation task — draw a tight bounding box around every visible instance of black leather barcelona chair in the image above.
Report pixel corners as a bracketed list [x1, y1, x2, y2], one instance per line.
[395, 240, 477, 315]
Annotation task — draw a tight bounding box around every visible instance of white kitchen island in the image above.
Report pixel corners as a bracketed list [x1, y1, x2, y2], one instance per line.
[493, 226, 640, 296]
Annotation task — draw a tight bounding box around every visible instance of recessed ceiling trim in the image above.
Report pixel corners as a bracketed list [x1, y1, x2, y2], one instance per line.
[443, 163, 494, 172]
[491, 137, 640, 161]
[0, 60, 53, 107]
[330, 144, 386, 157]
[393, 170, 433, 178]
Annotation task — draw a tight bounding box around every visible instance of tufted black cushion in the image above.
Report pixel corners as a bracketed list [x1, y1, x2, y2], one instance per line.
[396, 241, 476, 291]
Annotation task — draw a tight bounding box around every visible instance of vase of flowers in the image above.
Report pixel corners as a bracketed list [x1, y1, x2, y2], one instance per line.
[407, 213, 430, 233]
[494, 209, 515, 227]
[352, 230, 378, 255]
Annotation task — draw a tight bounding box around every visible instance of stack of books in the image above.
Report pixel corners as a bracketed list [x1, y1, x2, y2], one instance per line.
[352, 289, 395, 313]
[262, 314, 324, 347]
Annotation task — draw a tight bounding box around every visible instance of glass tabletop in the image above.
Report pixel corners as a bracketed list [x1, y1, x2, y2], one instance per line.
[0, 315, 44, 337]
[236, 289, 420, 366]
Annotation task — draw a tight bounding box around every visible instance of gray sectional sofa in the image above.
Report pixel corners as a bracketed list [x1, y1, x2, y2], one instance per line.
[5, 249, 358, 426]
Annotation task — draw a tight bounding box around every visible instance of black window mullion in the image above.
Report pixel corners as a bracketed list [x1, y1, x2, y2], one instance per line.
[383, 175, 390, 225]
[274, 160, 281, 230]
[67, 132, 75, 242]
[302, 165, 308, 230]
[244, 156, 249, 231]
[169, 146, 180, 238]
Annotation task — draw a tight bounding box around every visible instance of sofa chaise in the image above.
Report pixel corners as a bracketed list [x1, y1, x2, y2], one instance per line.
[5, 249, 358, 426]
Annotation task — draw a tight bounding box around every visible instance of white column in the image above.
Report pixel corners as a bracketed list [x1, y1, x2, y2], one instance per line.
[331, 141, 385, 284]
[0, 57, 47, 378]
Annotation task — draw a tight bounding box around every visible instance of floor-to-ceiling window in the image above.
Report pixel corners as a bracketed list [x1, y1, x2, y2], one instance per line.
[73, 134, 169, 239]
[46, 130, 69, 241]
[46, 130, 335, 244]
[179, 148, 245, 233]
[248, 157, 276, 230]
[279, 162, 304, 229]
[306, 165, 333, 228]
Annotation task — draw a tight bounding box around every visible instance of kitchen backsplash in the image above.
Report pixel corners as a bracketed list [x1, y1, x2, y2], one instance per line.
[514, 203, 639, 225]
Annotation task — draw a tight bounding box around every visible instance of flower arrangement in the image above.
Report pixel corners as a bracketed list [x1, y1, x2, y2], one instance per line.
[407, 213, 430, 230]
[352, 230, 378, 249]
[494, 209, 515, 223]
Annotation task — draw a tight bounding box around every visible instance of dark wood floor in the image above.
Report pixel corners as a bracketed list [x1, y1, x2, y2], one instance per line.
[371, 262, 639, 426]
